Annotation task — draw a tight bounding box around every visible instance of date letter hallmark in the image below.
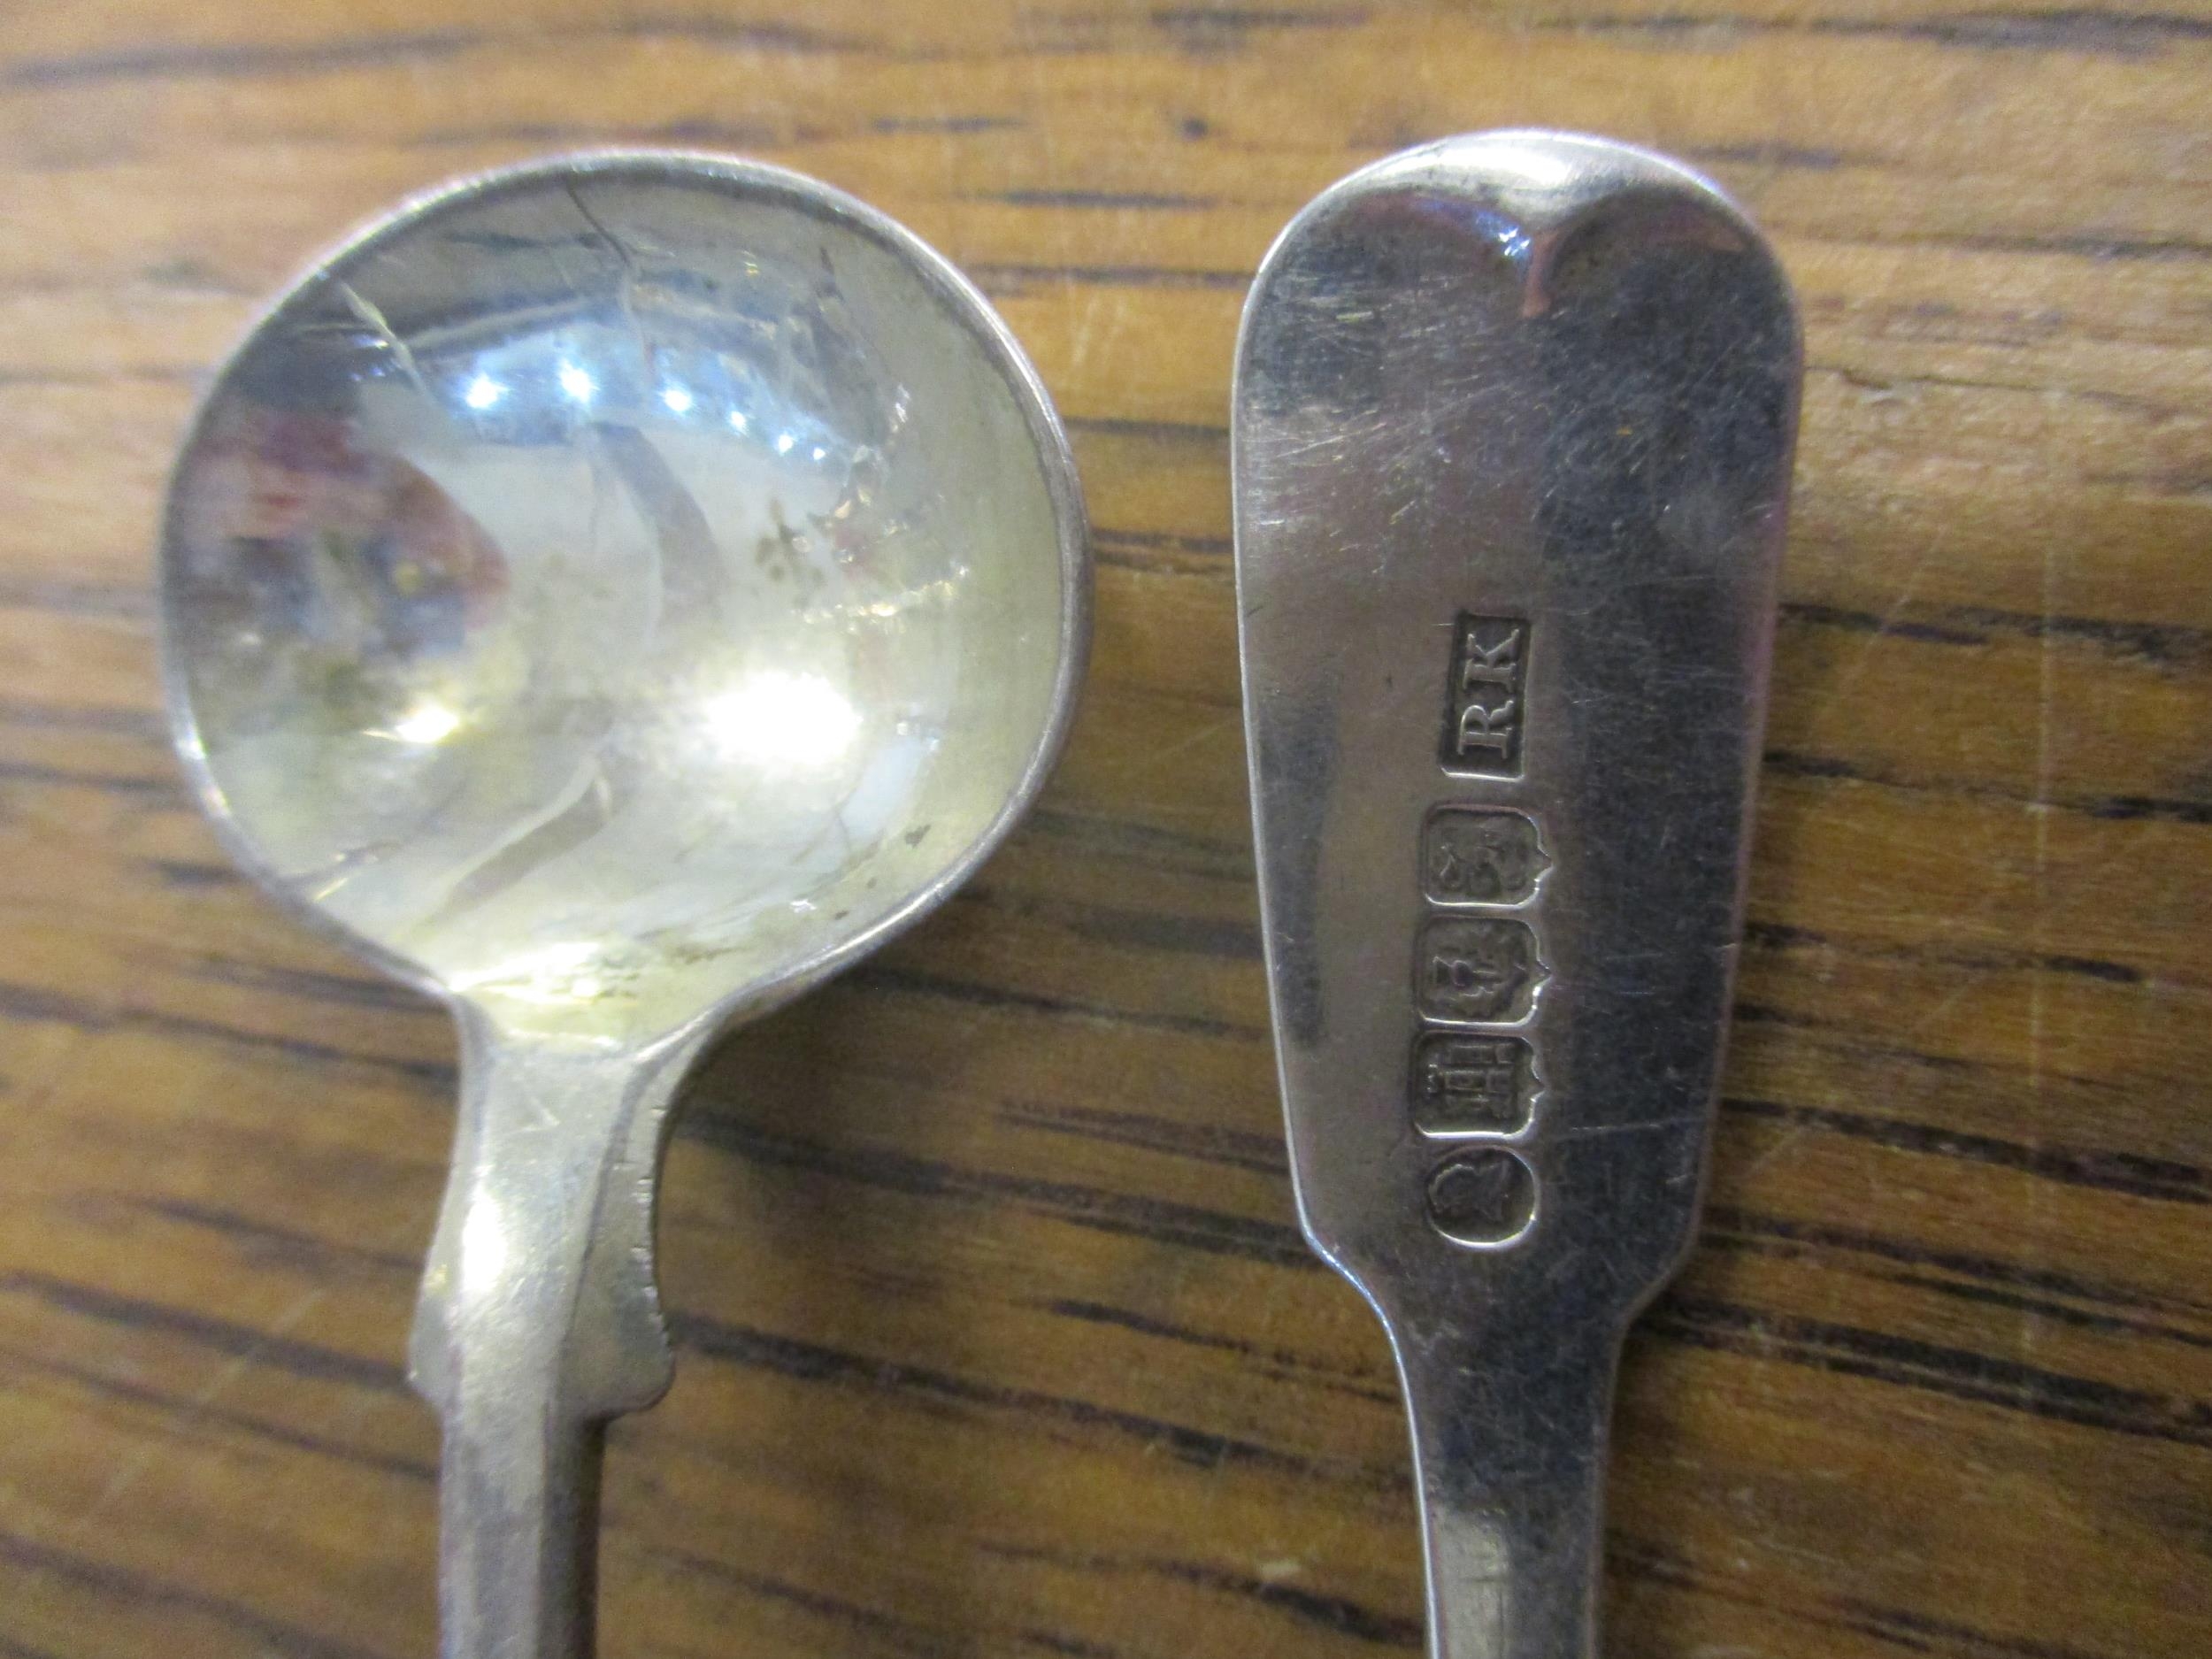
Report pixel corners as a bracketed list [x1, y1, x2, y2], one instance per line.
[1440, 612, 1526, 777]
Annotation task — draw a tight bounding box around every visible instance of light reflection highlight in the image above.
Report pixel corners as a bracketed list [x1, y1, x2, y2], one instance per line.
[703, 671, 861, 771]
[388, 698, 463, 745]
[460, 1194, 508, 1300]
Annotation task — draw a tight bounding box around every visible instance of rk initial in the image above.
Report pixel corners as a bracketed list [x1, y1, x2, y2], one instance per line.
[1440, 613, 1527, 776]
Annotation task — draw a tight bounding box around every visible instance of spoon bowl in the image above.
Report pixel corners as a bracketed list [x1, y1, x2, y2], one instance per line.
[160, 152, 1088, 1658]
[165, 151, 1086, 1041]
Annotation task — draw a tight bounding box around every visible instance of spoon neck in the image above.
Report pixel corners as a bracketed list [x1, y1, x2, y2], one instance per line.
[1393, 1310, 1619, 1659]
[411, 1017, 706, 1423]
[409, 1016, 710, 1659]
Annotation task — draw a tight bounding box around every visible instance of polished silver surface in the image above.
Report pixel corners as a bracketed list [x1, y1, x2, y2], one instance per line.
[161, 151, 1088, 1657]
[1233, 132, 1799, 1659]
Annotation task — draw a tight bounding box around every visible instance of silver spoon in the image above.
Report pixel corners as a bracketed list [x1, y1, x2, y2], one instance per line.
[1233, 132, 1799, 1658]
[160, 151, 1089, 1657]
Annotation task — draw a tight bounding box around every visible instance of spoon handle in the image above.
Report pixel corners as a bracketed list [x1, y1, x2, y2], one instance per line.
[411, 1016, 703, 1659]
[436, 1404, 604, 1658]
[1233, 132, 1799, 1659]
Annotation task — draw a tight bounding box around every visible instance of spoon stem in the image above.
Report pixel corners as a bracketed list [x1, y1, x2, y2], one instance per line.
[438, 1386, 606, 1658]
[411, 1013, 705, 1659]
[1397, 1317, 1617, 1659]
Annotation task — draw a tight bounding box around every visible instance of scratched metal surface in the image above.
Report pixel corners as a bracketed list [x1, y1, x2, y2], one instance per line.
[0, 4, 2208, 1657]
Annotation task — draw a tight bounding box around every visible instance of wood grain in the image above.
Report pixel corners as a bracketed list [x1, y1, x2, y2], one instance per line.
[1, 2, 2208, 1655]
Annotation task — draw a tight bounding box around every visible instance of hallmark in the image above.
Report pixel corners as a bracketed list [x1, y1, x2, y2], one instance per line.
[1426, 1148, 1538, 1248]
[1410, 1033, 1538, 1135]
[1440, 612, 1525, 777]
[1415, 917, 1542, 1024]
[1421, 808, 1548, 905]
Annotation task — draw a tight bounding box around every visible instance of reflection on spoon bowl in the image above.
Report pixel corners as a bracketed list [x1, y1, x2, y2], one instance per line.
[165, 152, 1087, 1042]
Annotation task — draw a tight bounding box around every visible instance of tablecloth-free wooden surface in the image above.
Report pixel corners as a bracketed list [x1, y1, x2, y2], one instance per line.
[2, 3, 2208, 1655]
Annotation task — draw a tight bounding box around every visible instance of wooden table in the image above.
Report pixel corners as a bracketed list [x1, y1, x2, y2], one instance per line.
[3, 3, 2207, 1655]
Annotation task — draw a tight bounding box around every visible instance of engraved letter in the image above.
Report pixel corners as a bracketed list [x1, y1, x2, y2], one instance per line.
[1460, 628, 1520, 689]
[1456, 698, 1517, 757]
[1440, 612, 1530, 777]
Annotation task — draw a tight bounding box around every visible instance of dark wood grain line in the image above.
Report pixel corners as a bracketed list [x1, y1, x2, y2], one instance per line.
[870, 113, 1025, 134]
[0, 18, 869, 90]
[409, 118, 783, 150]
[2074, 791, 2212, 825]
[1720, 1094, 2208, 1206]
[1, 28, 481, 88]
[0, 582, 155, 621]
[1148, 6, 1371, 35]
[1741, 918, 2163, 990]
[1041, 1299, 1397, 1403]
[0, 759, 176, 797]
[0, 1529, 396, 1659]
[1701, 1210, 2212, 1351]
[141, 257, 257, 296]
[1762, 746, 2212, 826]
[0, 972, 454, 1082]
[1810, 359, 2200, 422]
[979, 1539, 1420, 1647]
[645, 1542, 964, 1657]
[649, 1543, 1128, 1659]
[1025, 805, 1253, 882]
[0, 1344, 434, 1483]
[137, 1005, 452, 1085]
[980, 188, 1217, 211]
[0, 983, 103, 1032]
[1647, 1293, 2212, 1448]
[966, 262, 1252, 292]
[959, 884, 1261, 961]
[1138, 1559, 1418, 1647]
[849, 962, 1265, 1041]
[1701, 1203, 2212, 1321]
[1781, 600, 1990, 647]
[148, 859, 241, 889]
[1064, 414, 1231, 444]
[1090, 527, 1237, 579]
[1728, 1002, 1980, 1074]
[180, 953, 438, 1015]
[0, 367, 196, 388]
[1680, 142, 1867, 171]
[1534, 9, 2212, 58]
[1827, 1594, 2125, 1659]
[0, 700, 164, 735]
[1834, 225, 2212, 262]
[133, 1196, 420, 1278]
[680, 1111, 1316, 1269]
[1877, 1271, 2212, 1350]
[995, 1100, 1286, 1175]
[1015, 1632, 1123, 1659]
[669, 1310, 1372, 1484]
[2083, 466, 2212, 499]
[0, 1271, 408, 1394]
[1609, 1532, 2118, 1659]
